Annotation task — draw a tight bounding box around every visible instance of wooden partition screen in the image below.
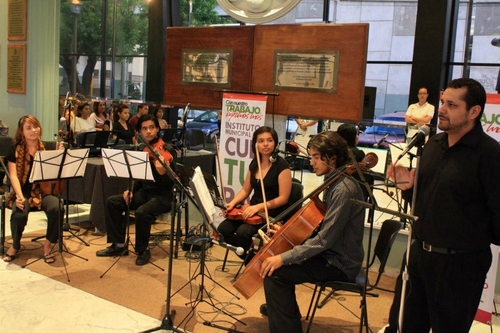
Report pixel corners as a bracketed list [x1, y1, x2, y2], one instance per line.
[164, 23, 368, 122]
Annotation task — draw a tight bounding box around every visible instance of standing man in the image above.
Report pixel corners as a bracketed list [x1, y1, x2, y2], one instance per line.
[96, 114, 176, 265]
[293, 118, 318, 155]
[259, 131, 365, 333]
[405, 87, 435, 140]
[386, 78, 500, 333]
[129, 104, 149, 130]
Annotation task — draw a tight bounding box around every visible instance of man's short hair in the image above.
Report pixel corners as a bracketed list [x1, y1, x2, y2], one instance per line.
[447, 78, 486, 123]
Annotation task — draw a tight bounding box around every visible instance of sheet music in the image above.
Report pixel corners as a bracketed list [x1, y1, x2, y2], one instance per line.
[29, 148, 89, 182]
[190, 166, 216, 224]
[101, 148, 154, 181]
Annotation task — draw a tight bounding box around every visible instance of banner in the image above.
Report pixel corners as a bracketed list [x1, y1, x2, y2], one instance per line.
[475, 245, 499, 325]
[214, 93, 267, 226]
[482, 94, 500, 143]
[474, 94, 500, 325]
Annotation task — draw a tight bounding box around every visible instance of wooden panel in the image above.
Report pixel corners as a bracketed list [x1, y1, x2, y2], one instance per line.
[252, 24, 369, 122]
[164, 26, 254, 109]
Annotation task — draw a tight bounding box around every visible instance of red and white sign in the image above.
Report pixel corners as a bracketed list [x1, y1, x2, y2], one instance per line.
[214, 92, 267, 226]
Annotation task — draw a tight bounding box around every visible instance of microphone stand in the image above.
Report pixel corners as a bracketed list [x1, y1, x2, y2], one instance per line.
[397, 142, 423, 333]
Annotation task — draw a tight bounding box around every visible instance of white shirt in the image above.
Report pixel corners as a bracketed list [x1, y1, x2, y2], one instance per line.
[406, 102, 434, 139]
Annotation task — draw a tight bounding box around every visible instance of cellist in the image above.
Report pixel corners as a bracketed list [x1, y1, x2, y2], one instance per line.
[217, 126, 292, 260]
[259, 131, 366, 333]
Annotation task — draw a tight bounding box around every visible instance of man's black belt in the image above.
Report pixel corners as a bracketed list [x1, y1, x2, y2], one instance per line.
[421, 241, 467, 255]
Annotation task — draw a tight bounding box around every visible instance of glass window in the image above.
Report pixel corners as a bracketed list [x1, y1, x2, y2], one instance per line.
[59, 0, 148, 100]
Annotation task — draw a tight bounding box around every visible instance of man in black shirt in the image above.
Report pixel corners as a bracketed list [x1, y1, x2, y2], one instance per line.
[385, 78, 500, 333]
[96, 114, 176, 266]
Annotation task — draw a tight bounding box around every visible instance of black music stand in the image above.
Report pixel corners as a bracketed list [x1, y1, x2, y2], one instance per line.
[23, 148, 90, 281]
[175, 166, 244, 332]
[99, 148, 160, 277]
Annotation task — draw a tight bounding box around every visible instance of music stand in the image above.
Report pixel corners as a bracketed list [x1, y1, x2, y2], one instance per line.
[172, 167, 244, 332]
[24, 148, 90, 281]
[99, 148, 158, 277]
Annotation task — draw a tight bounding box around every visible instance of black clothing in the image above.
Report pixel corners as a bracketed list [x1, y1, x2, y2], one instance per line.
[104, 141, 176, 253]
[414, 123, 500, 250]
[6, 143, 62, 249]
[113, 121, 135, 144]
[217, 156, 290, 254]
[402, 123, 500, 332]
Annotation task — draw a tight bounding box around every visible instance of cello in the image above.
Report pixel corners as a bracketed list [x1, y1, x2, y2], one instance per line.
[233, 152, 378, 299]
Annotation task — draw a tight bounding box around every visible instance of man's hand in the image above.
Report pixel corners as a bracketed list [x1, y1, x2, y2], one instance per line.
[123, 190, 133, 204]
[260, 255, 283, 278]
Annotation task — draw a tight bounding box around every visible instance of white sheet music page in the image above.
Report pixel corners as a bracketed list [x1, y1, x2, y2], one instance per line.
[30, 150, 64, 182]
[101, 148, 154, 181]
[191, 166, 216, 224]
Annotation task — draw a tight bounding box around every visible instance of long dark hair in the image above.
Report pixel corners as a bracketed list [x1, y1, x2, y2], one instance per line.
[113, 103, 129, 123]
[249, 126, 279, 174]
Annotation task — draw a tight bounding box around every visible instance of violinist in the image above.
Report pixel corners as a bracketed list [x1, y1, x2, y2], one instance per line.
[3, 115, 64, 264]
[259, 131, 365, 333]
[217, 126, 292, 260]
[96, 114, 176, 266]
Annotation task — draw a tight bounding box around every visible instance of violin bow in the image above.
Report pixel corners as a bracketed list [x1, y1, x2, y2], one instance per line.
[214, 135, 228, 209]
[255, 142, 272, 241]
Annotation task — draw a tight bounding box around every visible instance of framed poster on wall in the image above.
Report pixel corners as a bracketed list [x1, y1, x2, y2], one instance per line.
[7, 44, 27, 94]
[8, 0, 27, 41]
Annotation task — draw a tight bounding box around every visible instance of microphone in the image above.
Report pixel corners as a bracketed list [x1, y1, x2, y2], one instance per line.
[59, 117, 67, 131]
[397, 125, 430, 160]
[373, 133, 390, 148]
[211, 239, 245, 256]
[269, 148, 279, 163]
[269, 139, 288, 163]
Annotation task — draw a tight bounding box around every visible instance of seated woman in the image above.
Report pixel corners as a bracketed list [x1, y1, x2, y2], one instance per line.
[72, 102, 96, 144]
[89, 101, 109, 131]
[217, 126, 292, 259]
[154, 105, 170, 129]
[112, 103, 136, 145]
[3, 115, 64, 263]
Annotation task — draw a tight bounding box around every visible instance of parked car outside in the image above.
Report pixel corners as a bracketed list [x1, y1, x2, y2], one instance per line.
[177, 108, 206, 127]
[357, 111, 407, 149]
[185, 110, 220, 142]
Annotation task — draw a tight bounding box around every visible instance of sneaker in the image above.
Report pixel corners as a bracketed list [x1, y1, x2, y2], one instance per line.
[136, 249, 151, 266]
[96, 244, 128, 257]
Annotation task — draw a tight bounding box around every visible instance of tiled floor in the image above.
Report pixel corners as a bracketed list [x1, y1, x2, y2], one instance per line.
[1, 169, 499, 332]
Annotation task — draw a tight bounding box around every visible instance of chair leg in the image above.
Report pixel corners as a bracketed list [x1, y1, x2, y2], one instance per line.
[220, 249, 229, 272]
[317, 289, 335, 309]
[231, 259, 245, 282]
[305, 285, 323, 333]
[305, 285, 319, 320]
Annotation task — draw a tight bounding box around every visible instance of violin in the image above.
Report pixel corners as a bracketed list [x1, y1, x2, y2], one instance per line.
[225, 203, 266, 225]
[40, 180, 66, 196]
[142, 138, 174, 164]
[40, 137, 67, 196]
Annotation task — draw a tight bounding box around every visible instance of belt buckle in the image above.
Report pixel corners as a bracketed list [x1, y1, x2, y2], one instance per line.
[422, 241, 432, 252]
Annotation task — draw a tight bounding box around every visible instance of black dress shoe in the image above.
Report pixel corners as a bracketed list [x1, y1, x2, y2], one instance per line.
[260, 304, 268, 316]
[136, 249, 151, 266]
[96, 244, 128, 257]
